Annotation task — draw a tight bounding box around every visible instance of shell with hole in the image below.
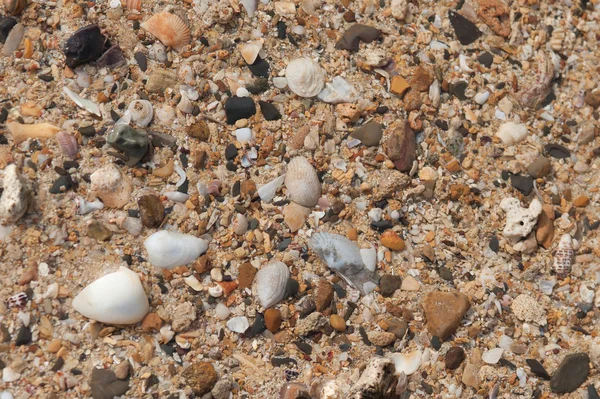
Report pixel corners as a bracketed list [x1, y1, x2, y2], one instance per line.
[141, 12, 190, 52]
[127, 100, 153, 127]
[144, 230, 209, 269]
[285, 58, 325, 98]
[72, 267, 149, 324]
[284, 156, 321, 207]
[254, 261, 290, 309]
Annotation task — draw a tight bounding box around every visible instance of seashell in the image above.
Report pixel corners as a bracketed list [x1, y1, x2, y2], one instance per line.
[90, 164, 133, 208]
[232, 213, 248, 235]
[360, 246, 377, 272]
[255, 261, 290, 309]
[239, 39, 263, 64]
[7, 121, 60, 145]
[207, 179, 222, 196]
[2, 22, 23, 56]
[227, 316, 250, 333]
[317, 76, 359, 104]
[481, 348, 504, 365]
[347, 358, 397, 398]
[240, 0, 258, 17]
[208, 285, 223, 297]
[285, 58, 325, 98]
[215, 303, 230, 320]
[553, 234, 574, 279]
[388, 350, 422, 376]
[284, 156, 321, 207]
[141, 12, 191, 52]
[163, 191, 189, 202]
[3, 0, 26, 15]
[72, 267, 149, 325]
[177, 91, 194, 114]
[0, 164, 32, 224]
[211, 268, 223, 282]
[258, 174, 285, 203]
[63, 87, 101, 117]
[7, 291, 27, 308]
[126, 0, 142, 11]
[55, 131, 78, 159]
[309, 232, 377, 295]
[127, 100, 153, 127]
[218, 280, 238, 296]
[75, 197, 104, 215]
[144, 230, 209, 269]
[184, 275, 203, 292]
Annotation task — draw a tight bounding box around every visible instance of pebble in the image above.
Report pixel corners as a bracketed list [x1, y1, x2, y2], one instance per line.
[295, 312, 327, 336]
[385, 122, 416, 172]
[527, 156, 552, 178]
[329, 314, 346, 332]
[481, 348, 504, 364]
[379, 274, 402, 297]
[510, 175, 534, 196]
[336, 24, 381, 52]
[573, 195, 589, 207]
[526, 359, 550, 380]
[238, 262, 257, 289]
[367, 331, 396, 347]
[138, 195, 164, 228]
[350, 122, 383, 147]
[89, 368, 129, 399]
[49, 175, 74, 194]
[264, 308, 282, 333]
[134, 51, 147, 71]
[114, 361, 130, 380]
[0, 17, 17, 43]
[283, 202, 310, 232]
[550, 353, 590, 393]
[140, 312, 163, 331]
[15, 325, 31, 346]
[226, 316, 250, 333]
[187, 120, 210, 141]
[182, 362, 218, 396]
[211, 377, 233, 399]
[386, 318, 408, 339]
[409, 66, 434, 92]
[224, 97, 256, 125]
[584, 91, 600, 108]
[449, 11, 482, 45]
[445, 346, 465, 369]
[401, 276, 420, 291]
[422, 291, 471, 340]
[279, 382, 311, 399]
[390, 76, 410, 96]
[536, 204, 555, 249]
[314, 280, 334, 311]
[258, 100, 281, 121]
[245, 313, 266, 338]
[87, 220, 113, 241]
[380, 230, 405, 251]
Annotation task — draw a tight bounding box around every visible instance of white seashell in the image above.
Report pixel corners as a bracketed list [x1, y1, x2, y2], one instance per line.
[163, 191, 189, 202]
[459, 54, 473, 72]
[310, 232, 376, 294]
[0, 164, 32, 225]
[273, 77, 288, 89]
[210, 268, 223, 282]
[127, 100, 153, 127]
[553, 234, 574, 279]
[208, 285, 223, 297]
[144, 230, 209, 269]
[155, 105, 176, 125]
[429, 79, 440, 107]
[258, 174, 285, 203]
[180, 85, 199, 101]
[235, 128, 253, 143]
[255, 261, 290, 308]
[236, 87, 250, 97]
[227, 316, 250, 333]
[232, 213, 248, 235]
[76, 197, 104, 215]
[160, 325, 175, 343]
[496, 122, 528, 146]
[90, 164, 133, 209]
[215, 303, 230, 320]
[238, 39, 263, 64]
[2, 367, 20, 382]
[285, 58, 325, 98]
[63, 87, 101, 117]
[122, 217, 142, 236]
[240, 0, 259, 17]
[72, 267, 149, 324]
[177, 91, 194, 114]
[284, 156, 321, 207]
[474, 91, 490, 105]
[482, 348, 504, 364]
[55, 131, 79, 159]
[184, 275, 203, 292]
[360, 246, 377, 272]
[388, 350, 422, 376]
[317, 76, 359, 104]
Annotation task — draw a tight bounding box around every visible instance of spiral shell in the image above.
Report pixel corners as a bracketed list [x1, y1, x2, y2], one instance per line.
[285, 58, 325, 98]
[127, 100, 153, 127]
[55, 131, 78, 159]
[255, 261, 290, 309]
[284, 156, 321, 207]
[553, 234, 574, 279]
[141, 12, 191, 52]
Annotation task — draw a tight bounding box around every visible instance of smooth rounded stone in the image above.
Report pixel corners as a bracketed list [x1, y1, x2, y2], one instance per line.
[527, 156, 551, 178]
[478, 52, 493, 67]
[445, 346, 465, 369]
[511, 294, 547, 325]
[134, 51, 147, 71]
[107, 124, 149, 166]
[367, 331, 396, 346]
[550, 353, 590, 393]
[258, 100, 281, 121]
[87, 220, 112, 241]
[0, 17, 17, 43]
[138, 195, 164, 228]
[226, 316, 250, 333]
[496, 121, 528, 146]
[114, 361, 130, 380]
[385, 121, 416, 172]
[401, 276, 420, 291]
[379, 274, 402, 297]
[238, 262, 257, 289]
[381, 230, 405, 251]
[0, 164, 32, 224]
[225, 97, 256, 125]
[336, 24, 382, 52]
[211, 377, 233, 399]
[448, 10, 482, 45]
[510, 175, 534, 196]
[351, 122, 383, 147]
[90, 368, 130, 399]
[264, 308, 282, 333]
[313, 280, 334, 311]
[329, 314, 346, 332]
[279, 382, 311, 399]
[387, 318, 408, 339]
[422, 291, 471, 340]
[481, 348, 504, 364]
[63, 25, 108, 68]
[182, 362, 218, 396]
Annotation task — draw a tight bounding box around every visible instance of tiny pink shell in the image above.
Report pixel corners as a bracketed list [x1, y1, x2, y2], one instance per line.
[55, 131, 78, 159]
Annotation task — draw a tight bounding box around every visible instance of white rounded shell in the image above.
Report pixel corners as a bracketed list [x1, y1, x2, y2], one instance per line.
[285, 58, 325, 98]
[255, 261, 290, 309]
[72, 267, 149, 324]
[284, 156, 321, 207]
[127, 100, 153, 127]
[144, 230, 209, 269]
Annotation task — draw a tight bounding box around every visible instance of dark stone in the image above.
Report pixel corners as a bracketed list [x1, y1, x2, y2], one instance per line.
[550, 353, 590, 393]
[370, 220, 393, 232]
[431, 336, 442, 350]
[97, 45, 126, 70]
[271, 357, 297, 367]
[247, 56, 270, 77]
[527, 156, 552, 178]
[438, 266, 453, 281]
[49, 175, 74, 194]
[0, 107, 8, 124]
[510, 175, 534, 195]
[588, 385, 600, 399]
[478, 52, 494, 67]
[449, 11, 482, 45]
[134, 51, 147, 71]
[51, 357, 65, 372]
[15, 326, 32, 346]
[386, 121, 416, 172]
[285, 278, 300, 298]
[276, 21, 287, 39]
[294, 341, 312, 355]
[148, 131, 177, 149]
[332, 283, 346, 299]
[452, 81, 469, 101]
[38, 74, 54, 82]
[87, 220, 113, 241]
[545, 143, 571, 159]
[107, 124, 149, 166]
[138, 195, 165, 228]
[526, 359, 550, 380]
[0, 17, 17, 44]
[79, 125, 96, 137]
[90, 368, 130, 399]
[224, 97, 256, 125]
[245, 313, 266, 338]
[489, 235, 499, 252]
[64, 25, 109, 69]
[247, 78, 270, 94]
[259, 101, 281, 121]
[225, 143, 238, 160]
[376, 106, 389, 114]
[278, 237, 292, 251]
[336, 24, 382, 52]
[379, 274, 402, 297]
[444, 346, 465, 370]
[351, 122, 383, 147]
[63, 160, 79, 170]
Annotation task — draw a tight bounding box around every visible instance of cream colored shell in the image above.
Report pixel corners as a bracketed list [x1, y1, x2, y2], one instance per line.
[285, 58, 325, 98]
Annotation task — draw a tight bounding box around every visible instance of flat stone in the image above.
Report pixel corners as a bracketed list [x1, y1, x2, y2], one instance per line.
[134, 51, 147, 71]
[445, 346, 465, 369]
[367, 331, 396, 347]
[510, 174, 534, 196]
[422, 291, 471, 340]
[526, 359, 550, 380]
[336, 24, 381, 52]
[140, 312, 163, 332]
[224, 97, 256, 125]
[87, 220, 113, 241]
[527, 156, 551, 178]
[401, 276, 420, 291]
[238, 262, 257, 289]
[258, 100, 281, 121]
[15, 325, 31, 346]
[380, 230, 405, 251]
[385, 121, 416, 172]
[314, 280, 334, 311]
[390, 76, 410, 96]
[387, 318, 407, 339]
[182, 362, 218, 396]
[550, 353, 590, 393]
[477, 52, 493, 67]
[379, 274, 402, 297]
[138, 195, 164, 228]
[90, 368, 130, 399]
[449, 10, 482, 45]
[49, 175, 74, 194]
[264, 308, 282, 333]
[114, 361, 130, 380]
[409, 66, 434, 92]
[245, 313, 266, 338]
[351, 122, 384, 147]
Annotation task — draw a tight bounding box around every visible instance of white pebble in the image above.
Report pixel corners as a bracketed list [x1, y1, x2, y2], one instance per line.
[474, 91, 490, 105]
[482, 348, 504, 364]
[236, 87, 250, 97]
[496, 122, 528, 145]
[226, 316, 249, 333]
[235, 128, 253, 143]
[215, 303, 230, 320]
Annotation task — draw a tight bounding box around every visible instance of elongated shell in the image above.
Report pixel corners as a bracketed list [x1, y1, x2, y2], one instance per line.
[144, 230, 209, 269]
[255, 261, 290, 308]
[55, 131, 78, 159]
[72, 267, 149, 324]
[285, 58, 325, 98]
[258, 174, 285, 203]
[141, 12, 190, 52]
[310, 232, 376, 294]
[127, 100, 153, 127]
[553, 234, 574, 279]
[284, 156, 321, 207]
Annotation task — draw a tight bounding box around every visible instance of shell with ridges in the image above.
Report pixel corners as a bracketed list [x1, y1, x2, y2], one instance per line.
[141, 12, 191, 52]
[284, 156, 321, 207]
[127, 100, 153, 127]
[285, 58, 325, 98]
[55, 131, 78, 159]
[553, 234, 574, 279]
[254, 261, 290, 309]
[126, 0, 142, 11]
[144, 230, 209, 269]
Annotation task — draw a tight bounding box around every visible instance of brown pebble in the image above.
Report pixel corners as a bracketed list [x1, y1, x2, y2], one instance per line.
[241, 179, 257, 196]
[347, 228, 358, 241]
[329, 314, 346, 332]
[114, 361, 130, 380]
[390, 75, 410, 96]
[584, 91, 600, 108]
[188, 120, 210, 140]
[138, 194, 165, 228]
[18, 266, 38, 285]
[238, 262, 257, 289]
[314, 280, 334, 311]
[192, 255, 211, 274]
[87, 220, 113, 241]
[367, 331, 396, 346]
[536, 204, 555, 249]
[445, 346, 466, 369]
[573, 195, 589, 207]
[385, 121, 416, 172]
[182, 362, 218, 396]
[409, 66, 434, 92]
[422, 291, 471, 340]
[380, 230, 405, 251]
[264, 308, 282, 333]
[141, 312, 163, 332]
[343, 9, 355, 22]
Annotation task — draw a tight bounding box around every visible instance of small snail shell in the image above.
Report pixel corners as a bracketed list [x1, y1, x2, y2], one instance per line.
[127, 100, 153, 127]
[285, 58, 325, 98]
[55, 131, 78, 159]
[553, 234, 574, 279]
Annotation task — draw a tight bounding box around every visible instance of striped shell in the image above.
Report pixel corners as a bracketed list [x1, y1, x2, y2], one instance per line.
[255, 261, 289, 309]
[55, 131, 78, 159]
[284, 156, 321, 207]
[553, 234, 574, 279]
[141, 12, 190, 52]
[285, 58, 325, 98]
[126, 0, 142, 11]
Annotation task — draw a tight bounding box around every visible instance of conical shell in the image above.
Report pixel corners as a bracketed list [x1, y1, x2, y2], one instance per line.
[285, 58, 325, 98]
[284, 156, 321, 207]
[141, 12, 190, 52]
[72, 267, 149, 325]
[255, 261, 290, 308]
[55, 131, 78, 159]
[553, 234, 574, 279]
[127, 100, 153, 127]
[239, 39, 263, 64]
[144, 230, 209, 269]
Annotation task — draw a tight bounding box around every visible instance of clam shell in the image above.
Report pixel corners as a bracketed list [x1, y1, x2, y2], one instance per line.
[285, 58, 325, 98]
[255, 261, 290, 308]
[239, 39, 263, 64]
[144, 230, 209, 269]
[55, 131, 78, 159]
[388, 350, 422, 376]
[127, 100, 153, 127]
[553, 234, 574, 279]
[284, 156, 321, 207]
[141, 12, 190, 52]
[72, 267, 149, 325]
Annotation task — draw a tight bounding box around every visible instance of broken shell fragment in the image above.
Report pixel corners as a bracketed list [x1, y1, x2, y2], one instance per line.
[388, 350, 422, 376]
[285, 58, 325, 98]
[553, 234, 574, 279]
[143, 230, 209, 269]
[63, 87, 101, 117]
[0, 164, 32, 225]
[127, 100, 153, 127]
[240, 0, 258, 17]
[90, 163, 133, 208]
[55, 131, 79, 160]
[75, 197, 104, 215]
[258, 174, 285, 203]
[72, 267, 149, 325]
[284, 156, 321, 207]
[141, 12, 191, 52]
[255, 261, 290, 309]
[7, 121, 60, 145]
[239, 39, 263, 65]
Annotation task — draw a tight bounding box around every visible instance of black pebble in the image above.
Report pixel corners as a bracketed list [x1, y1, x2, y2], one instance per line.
[510, 174, 534, 196]
[375, 106, 388, 114]
[271, 357, 297, 367]
[110, 110, 121, 122]
[246, 78, 270, 94]
[431, 336, 442, 350]
[245, 313, 266, 338]
[0, 134, 7, 145]
[177, 179, 189, 194]
[452, 81, 469, 100]
[294, 341, 312, 355]
[448, 11, 482, 45]
[78, 125, 96, 137]
[588, 385, 600, 399]
[276, 21, 287, 39]
[370, 220, 393, 232]
[489, 235, 499, 252]
[226, 161, 237, 172]
[134, 51, 147, 72]
[526, 359, 551, 380]
[259, 101, 281, 121]
[51, 357, 65, 372]
[359, 326, 371, 346]
[478, 52, 494, 67]
[332, 283, 346, 299]
[225, 143, 238, 160]
[278, 237, 292, 251]
[38, 74, 54, 82]
[0, 107, 8, 124]
[0, 17, 17, 44]
[247, 56, 270, 78]
[285, 278, 299, 297]
[224, 97, 256, 125]
[545, 143, 571, 159]
[63, 25, 109, 69]
[16, 326, 32, 346]
[438, 266, 453, 281]
[49, 175, 74, 194]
